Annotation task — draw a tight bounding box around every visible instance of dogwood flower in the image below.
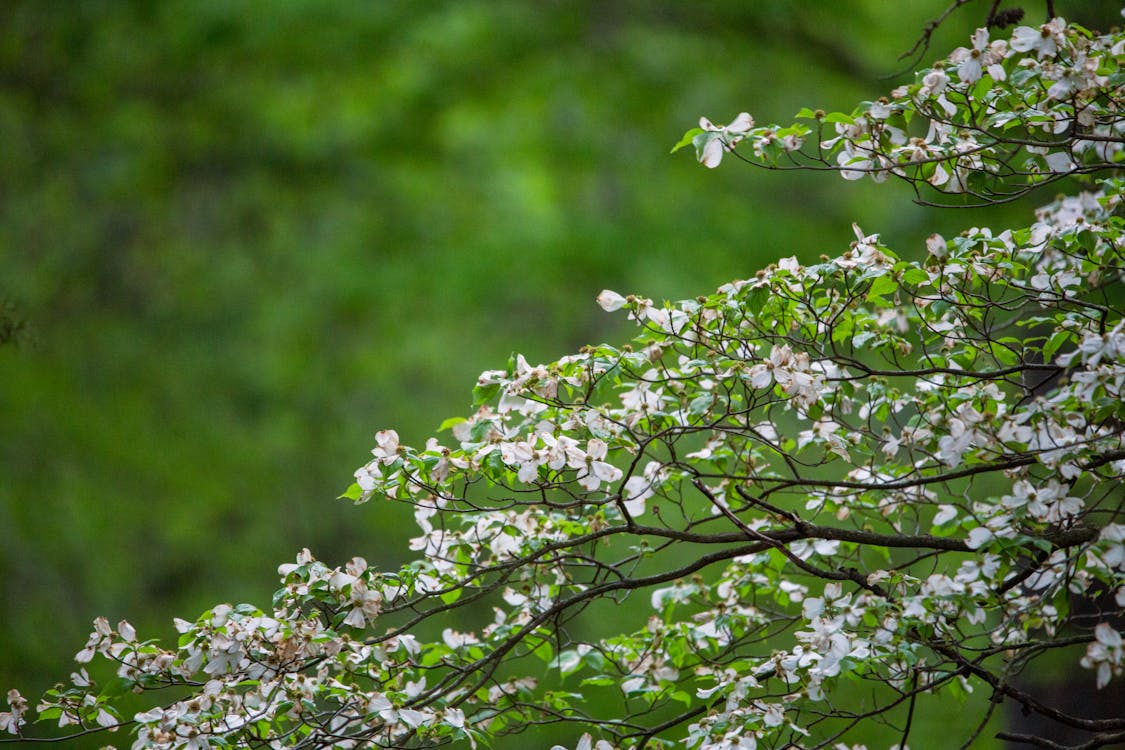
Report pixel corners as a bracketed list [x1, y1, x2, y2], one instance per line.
[1081, 623, 1123, 688]
[596, 289, 627, 312]
[0, 690, 26, 735]
[550, 734, 616, 750]
[699, 113, 754, 168]
[575, 438, 622, 491]
[1010, 18, 1066, 58]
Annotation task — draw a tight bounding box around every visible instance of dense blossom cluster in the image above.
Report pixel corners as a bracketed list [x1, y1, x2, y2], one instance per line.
[680, 13, 1125, 205]
[5, 12, 1125, 750]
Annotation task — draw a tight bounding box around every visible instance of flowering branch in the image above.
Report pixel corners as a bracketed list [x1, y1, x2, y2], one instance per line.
[5, 10, 1125, 750]
[679, 15, 1125, 207]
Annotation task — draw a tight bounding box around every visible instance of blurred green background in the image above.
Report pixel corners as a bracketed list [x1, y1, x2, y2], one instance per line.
[1, 1, 1120, 746]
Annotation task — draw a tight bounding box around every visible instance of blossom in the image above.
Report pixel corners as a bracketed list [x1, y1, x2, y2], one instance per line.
[965, 526, 994, 550]
[1010, 19, 1065, 58]
[932, 505, 958, 526]
[1080, 623, 1123, 689]
[500, 439, 541, 483]
[0, 690, 26, 736]
[596, 289, 627, 312]
[925, 233, 947, 259]
[747, 344, 826, 406]
[790, 538, 840, 560]
[699, 113, 754, 168]
[442, 628, 480, 649]
[936, 417, 977, 468]
[371, 429, 401, 464]
[621, 461, 663, 516]
[952, 28, 1007, 83]
[550, 734, 616, 750]
[575, 438, 622, 492]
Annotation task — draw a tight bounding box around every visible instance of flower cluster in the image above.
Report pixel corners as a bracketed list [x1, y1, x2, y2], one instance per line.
[6, 13, 1125, 750]
[679, 16, 1125, 204]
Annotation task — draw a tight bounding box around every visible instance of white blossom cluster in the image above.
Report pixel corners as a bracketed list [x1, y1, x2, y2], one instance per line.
[6, 13, 1125, 750]
[682, 14, 1125, 205]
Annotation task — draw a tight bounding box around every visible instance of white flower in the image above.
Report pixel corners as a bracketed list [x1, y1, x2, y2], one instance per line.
[500, 439, 541, 484]
[444, 707, 466, 729]
[955, 28, 989, 83]
[551, 733, 615, 750]
[937, 418, 976, 467]
[1010, 19, 1065, 59]
[442, 628, 480, 649]
[596, 289, 627, 312]
[790, 538, 840, 560]
[490, 531, 521, 559]
[925, 233, 947, 259]
[0, 690, 26, 736]
[932, 505, 958, 526]
[371, 429, 401, 464]
[920, 68, 949, 96]
[1043, 150, 1075, 174]
[965, 526, 994, 550]
[622, 475, 653, 516]
[1080, 623, 1123, 689]
[575, 438, 622, 492]
[699, 112, 754, 168]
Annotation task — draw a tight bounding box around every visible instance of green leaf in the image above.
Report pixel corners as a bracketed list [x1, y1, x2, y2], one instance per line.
[745, 286, 770, 314]
[901, 267, 930, 286]
[688, 393, 715, 416]
[99, 677, 134, 699]
[670, 689, 694, 707]
[438, 416, 466, 432]
[823, 112, 855, 125]
[472, 382, 500, 407]
[671, 127, 704, 154]
[469, 418, 497, 442]
[528, 637, 553, 664]
[580, 675, 616, 687]
[1043, 329, 1071, 362]
[865, 275, 898, 303]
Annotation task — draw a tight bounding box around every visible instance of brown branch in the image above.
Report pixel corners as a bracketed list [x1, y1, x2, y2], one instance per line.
[932, 642, 1125, 732]
[996, 729, 1125, 750]
[984, 0, 1004, 26]
[625, 518, 1098, 555]
[897, 0, 978, 65]
[694, 479, 888, 596]
[709, 448, 1125, 495]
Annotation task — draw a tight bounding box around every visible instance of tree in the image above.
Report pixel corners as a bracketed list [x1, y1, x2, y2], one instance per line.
[4, 9, 1124, 750]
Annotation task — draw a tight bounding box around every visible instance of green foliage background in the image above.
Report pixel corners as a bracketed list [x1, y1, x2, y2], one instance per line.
[1, 1, 1120, 745]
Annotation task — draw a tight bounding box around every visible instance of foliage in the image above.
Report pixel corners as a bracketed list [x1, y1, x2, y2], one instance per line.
[679, 12, 1125, 208]
[4, 1, 952, 710]
[4, 8, 1125, 750]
